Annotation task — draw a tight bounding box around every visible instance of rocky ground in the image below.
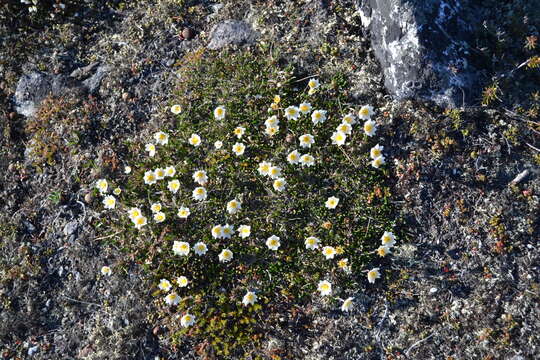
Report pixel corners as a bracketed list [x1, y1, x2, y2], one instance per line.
[1, 1, 538, 359]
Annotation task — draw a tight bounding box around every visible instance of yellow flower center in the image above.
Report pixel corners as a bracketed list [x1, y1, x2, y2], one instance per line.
[320, 283, 330, 291]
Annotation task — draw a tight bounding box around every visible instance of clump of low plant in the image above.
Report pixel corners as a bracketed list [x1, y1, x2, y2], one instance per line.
[92, 48, 399, 357]
[24, 94, 101, 167]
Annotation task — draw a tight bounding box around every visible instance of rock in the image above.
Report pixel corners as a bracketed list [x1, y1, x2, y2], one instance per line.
[63, 220, 79, 237]
[14, 64, 110, 117]
[358, 0, 483, 107]
[14, 72, 77, 117]
[207, 20, 259, 50]
[182, 27, 195, 40]
[27, 345, 39, 356]
[82, 65, 111, 94]
[22, 219, 36, 233]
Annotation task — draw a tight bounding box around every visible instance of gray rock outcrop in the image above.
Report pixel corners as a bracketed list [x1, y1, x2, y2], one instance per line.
[359, 0, 483, 108]
[14, 64, 110, 117]
[207, 20, 259, 50]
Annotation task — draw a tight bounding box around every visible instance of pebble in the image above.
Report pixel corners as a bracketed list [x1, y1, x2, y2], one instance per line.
[84, 193, 93, 204]
[28, 345, 39, 356]
[182, 27, 195, 40]
[429, 287, 438, 294]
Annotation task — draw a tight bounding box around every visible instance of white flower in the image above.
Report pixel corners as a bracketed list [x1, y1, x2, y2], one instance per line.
[154, 131, 169, 145]
[336, 122, 352, 135]
[358, 105, 375, 120]
[308, 78, 320, 90]
[287, 150, 300, 164]
[237, 225, 251, 238]
[363, 120, 377, 137]
[154, 168, 166, 180]
[268, 166, 282, 179]
[342, 113, 356, 125]
[214, 140, 223, 149]
[299, 154, 315, 167]
[180, 313, 195, 327]
[165, 166, 176, 177]
[265, 115, 279, 127]
[317, 280, 332, 296]
[376, 245, 392, 257]
[177, 207, 190, 219]
[265, 125, 279, 137]
[145, 143, 156, 157]
[308, 88, 317, 95]
[172, 241, 190, 256]
[128, 207, 142, 221]
[341, 297, 354, 312]
[299, 102, 312, 114]
[154, 211, 166, 223]
[331, 131, 347, 146]
[311, 110, 327, 125]
[218, 248, 233, 262]
[133, 216, 148, 230]
[168, 179, 180, 194]
[226, 199, 241, 214]
[192, 187, 207, 201]
[367, 267, 381, 284]
[170, 104, 182, 114]
[273, 178, 286, 192]
[242, 291, 258, 306]
[299, 134, 315, 148]
[211, 225, 223, 239]
[381, 231, 396, 247]
[96, 179, 108, 193]
[214, 106, 226, 120]
[124, 166, 132, 174]
[234, 127, 246, 139]
[284, 106, 300, 120]
[232, 142, 246, 156]
[325, 196, 339, 209]
[266, 235, 281, 250]
[144, 170, 157, 185]
[113, 187, 121, 196]
[102, 195, 116, 209]
[338, 258, 350, 273]
[158, 279, 172, 291]
[221, 224, 234, 239]
[305, 236, 320, 250]
[258, 161, 272, 176]
[371, 155, 385, 168]
[370, 144, 384, 159]
[101, 266, 112, 276]
[322, 246, 337, 259]
[177, 276, 189, 287]
[193, 242, 208, 256]
[188, 134, 202, 147]
[164, 292, 180, 306]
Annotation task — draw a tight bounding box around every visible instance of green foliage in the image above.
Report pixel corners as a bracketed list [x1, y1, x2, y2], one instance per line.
[96, 48, 398, 357]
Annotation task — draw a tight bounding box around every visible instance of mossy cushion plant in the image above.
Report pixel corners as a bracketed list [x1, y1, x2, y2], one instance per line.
[92, 49, 398, 357]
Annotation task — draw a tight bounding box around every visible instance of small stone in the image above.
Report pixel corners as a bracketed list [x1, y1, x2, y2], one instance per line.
[285, 133, 295, 143]
[122, 92, 129, 101]
[429, 287, 438, 294]
[152, 326, 163, 336]
[28, 345, 39, 356]
[84, 193, 94, 204]
[182, 27, 195, 40]
[207, 20, 259, 50]
[63, 221, 79, 237]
